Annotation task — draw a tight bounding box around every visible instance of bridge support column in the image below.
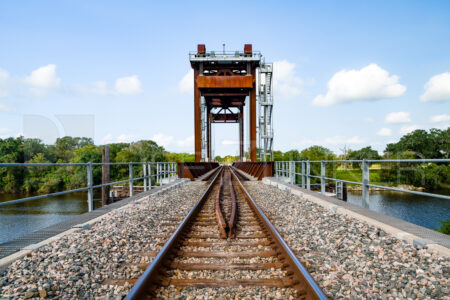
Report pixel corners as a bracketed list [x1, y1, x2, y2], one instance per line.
[239, 109, 244, 161]
[194, 69, 202, 162]
[250, 68, 257, 162]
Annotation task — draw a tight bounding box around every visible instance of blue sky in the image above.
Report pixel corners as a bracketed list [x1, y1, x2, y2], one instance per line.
[0, 0, 449, 156]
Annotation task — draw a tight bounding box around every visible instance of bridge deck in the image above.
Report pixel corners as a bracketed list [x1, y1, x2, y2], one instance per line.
[0, 180, 187, 273]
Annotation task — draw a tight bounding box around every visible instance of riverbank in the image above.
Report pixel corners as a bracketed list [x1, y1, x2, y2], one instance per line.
[347, 184, 425, 192]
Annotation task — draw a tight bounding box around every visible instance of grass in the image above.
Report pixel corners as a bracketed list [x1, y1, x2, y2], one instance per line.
[334, 168, 382, 185]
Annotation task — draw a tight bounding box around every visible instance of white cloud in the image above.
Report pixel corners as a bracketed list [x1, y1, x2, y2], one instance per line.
[152, 133, 173, 147]
[400, 125, 420, 135]
[0, 68, 9, 98]
[385, 112, 411, 124]
[176, 135, 194, 147]
[178, 69, 194, 94]
[430, 114, 450, 123]
[116, 134, 138, 143]
[346, 136, 365, 144]
[421, 72, 450, 102]
[324, 135, 365, 145]
[312, 64, 406, 106]
[0, 102, 10, 112]
[222, 140, 238, 146]
[0, 128, 12, 138]
[24, 64, 61, 96]
[90, 81, 108, 95]
[273, 60, 303, 99]
[377, 127, 392, 137]
[114, 75, 142, 95]
[101, 133, 139, 144]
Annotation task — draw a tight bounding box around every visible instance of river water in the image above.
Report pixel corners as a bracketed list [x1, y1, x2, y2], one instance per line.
[347, 189, 449, 230]
[0, 192, 100, 244]
[0, 189, 449, 244]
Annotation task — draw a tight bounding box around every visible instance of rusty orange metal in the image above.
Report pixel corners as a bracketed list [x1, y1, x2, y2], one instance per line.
[196, 76, 253, 89]
[232, 162, 274, 180]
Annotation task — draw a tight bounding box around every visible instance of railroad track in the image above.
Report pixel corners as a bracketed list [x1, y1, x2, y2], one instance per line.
[115, 165, 326, 299]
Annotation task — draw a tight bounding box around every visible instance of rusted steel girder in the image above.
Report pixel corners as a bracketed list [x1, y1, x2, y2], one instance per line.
[232, 162, 274, 180]
[210, 113, 239, 123]
[197, 76, 253, 89]
[177, 162, 220, 181]
[190, 44, 261, 162]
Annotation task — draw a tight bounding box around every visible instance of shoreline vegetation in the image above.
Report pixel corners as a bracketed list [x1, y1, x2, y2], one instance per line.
[0, 128, 448, 195]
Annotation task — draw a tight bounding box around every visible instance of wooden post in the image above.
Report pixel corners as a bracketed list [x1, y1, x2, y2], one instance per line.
[101, 146, 110, 206]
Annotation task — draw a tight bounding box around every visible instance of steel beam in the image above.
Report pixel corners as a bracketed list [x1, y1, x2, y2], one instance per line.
[194, 69, 202, 162]
[250, 68, 257, 161]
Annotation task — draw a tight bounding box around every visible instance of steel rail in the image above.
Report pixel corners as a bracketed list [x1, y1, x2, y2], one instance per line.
[215, 168, 228, 238]
[230, 167, 328, 299]
[228, 168, 238, 238]
[124, 166, 223, 300]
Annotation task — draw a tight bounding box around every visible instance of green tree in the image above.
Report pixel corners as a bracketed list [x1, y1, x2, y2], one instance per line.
[348, 146, 380, 169]
[384, 128, 448, 159]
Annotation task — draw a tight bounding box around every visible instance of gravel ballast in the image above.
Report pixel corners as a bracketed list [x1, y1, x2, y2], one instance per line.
[0, 182, 205, 299]
[245, 181, 450, 299]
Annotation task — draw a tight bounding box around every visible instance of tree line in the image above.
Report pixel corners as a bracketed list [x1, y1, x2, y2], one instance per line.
[0, 137, 193, 194]
[0, 127, 448, 193]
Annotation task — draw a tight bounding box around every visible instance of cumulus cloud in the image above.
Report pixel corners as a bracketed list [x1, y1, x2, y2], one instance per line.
[24, 64, 61, 95]
[101, 133, 139, 144]
[0, 128, 12, 138]
[176, 135, 194, 147]
[312, 64, 406, 106]
[400, 125, 420, 135]
[421, 72, 450, 102]
[0, 68, 9, 98]
[377, 127, 392, 137]
[430, 113, 450, 123]
[152, 133, 173, 147]
[273, 60, 303, 99]
[324, 135, 365, 145]
[385, 112, 411, 124]
[178, 69, 194, 94]
[0, 103, 11, 112]
[114, 75, 142, 95]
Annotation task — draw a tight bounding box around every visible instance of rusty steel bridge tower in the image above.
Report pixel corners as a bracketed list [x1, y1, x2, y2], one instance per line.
[189, 44, 273, 162]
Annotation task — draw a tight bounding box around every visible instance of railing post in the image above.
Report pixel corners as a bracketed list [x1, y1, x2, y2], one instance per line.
[275, 161, 278, 178]
[301, 161, 305, 188]
[321, 161, 326, 195]
[143, 163, 147, 191]
[306, 161, 310, 190]
[290, 161, 295, 185]
[158, 162, 161, 185]
[129, 163, 134, 197]
[87, 162, 94, 212]
[362, 159, 370, 208]
[148, 162, 152, 190]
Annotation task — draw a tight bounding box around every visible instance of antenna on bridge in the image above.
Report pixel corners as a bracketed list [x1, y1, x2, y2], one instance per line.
[223, 43, 225, 55]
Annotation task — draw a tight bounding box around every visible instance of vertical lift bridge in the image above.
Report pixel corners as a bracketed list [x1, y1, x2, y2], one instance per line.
[189, 44, 273, 162]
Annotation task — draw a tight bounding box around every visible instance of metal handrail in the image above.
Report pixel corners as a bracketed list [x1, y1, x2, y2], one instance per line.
[275, 159, 450, 207]
[0, 161, 178, 210]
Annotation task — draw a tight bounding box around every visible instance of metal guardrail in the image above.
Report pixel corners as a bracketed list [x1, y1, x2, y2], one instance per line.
[0, 162, 177, 211]
[275, 159, 450, 208]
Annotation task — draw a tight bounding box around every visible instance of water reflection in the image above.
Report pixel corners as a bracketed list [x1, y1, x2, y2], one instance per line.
[347, 190, 450, 230]
[0, 192, 100, 244]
